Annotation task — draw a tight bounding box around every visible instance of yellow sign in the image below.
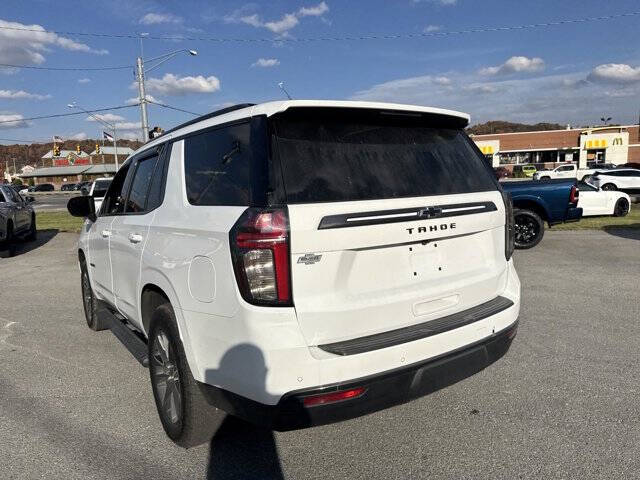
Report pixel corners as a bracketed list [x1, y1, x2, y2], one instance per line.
[586, 139, 608, 149]
[479, 146, 494, 155]
[612, 137, 623, 146]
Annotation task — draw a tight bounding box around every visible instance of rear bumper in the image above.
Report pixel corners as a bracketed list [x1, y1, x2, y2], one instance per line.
[565, 206, 583, 223]
[198, 319, 518, 431]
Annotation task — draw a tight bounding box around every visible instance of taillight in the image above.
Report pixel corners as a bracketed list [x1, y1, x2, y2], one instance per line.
[230, 208, 292, 306]
[569, 184, 579, 204]
[502, 191, 515, 261]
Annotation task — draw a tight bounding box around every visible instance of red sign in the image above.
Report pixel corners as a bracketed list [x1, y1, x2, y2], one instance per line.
[53, 156, 90, 166]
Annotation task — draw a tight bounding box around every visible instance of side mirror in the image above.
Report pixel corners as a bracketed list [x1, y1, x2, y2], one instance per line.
[67, 195, 96, 222]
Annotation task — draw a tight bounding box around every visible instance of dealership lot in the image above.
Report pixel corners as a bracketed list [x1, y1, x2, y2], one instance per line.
[1, 229, 639, 480]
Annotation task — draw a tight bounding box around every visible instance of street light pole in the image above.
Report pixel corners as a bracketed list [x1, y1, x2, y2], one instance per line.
[135, 48, 197, 143]
[68, 103, 119, 171]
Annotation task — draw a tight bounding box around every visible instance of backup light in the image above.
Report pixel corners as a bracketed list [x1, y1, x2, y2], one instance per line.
[230, 208, 292, 306]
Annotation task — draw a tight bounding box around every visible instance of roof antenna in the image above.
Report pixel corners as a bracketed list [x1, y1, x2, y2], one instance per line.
[278, 82, 292, 100]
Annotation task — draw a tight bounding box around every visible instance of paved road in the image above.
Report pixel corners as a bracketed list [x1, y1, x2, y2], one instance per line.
[30, 193, 76, 212]
[1, 229, 639, 479]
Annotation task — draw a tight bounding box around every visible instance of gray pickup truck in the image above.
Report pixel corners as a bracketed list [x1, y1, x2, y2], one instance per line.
[0, 184, 37, 252]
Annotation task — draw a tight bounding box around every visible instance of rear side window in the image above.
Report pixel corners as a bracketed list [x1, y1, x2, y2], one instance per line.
[271, 108, 497, 203]
[184, 123, 251, 206]
[0, 189, 6, 203]
[126, 155, 159, 213]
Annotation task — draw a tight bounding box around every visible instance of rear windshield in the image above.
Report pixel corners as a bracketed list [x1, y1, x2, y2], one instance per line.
[271, 108, 497, 203]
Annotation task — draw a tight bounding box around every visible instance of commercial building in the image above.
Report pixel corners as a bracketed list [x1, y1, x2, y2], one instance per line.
[20, 164, 117, 187]
[19, 143, 134, 188]
[472, 125, 640, 171]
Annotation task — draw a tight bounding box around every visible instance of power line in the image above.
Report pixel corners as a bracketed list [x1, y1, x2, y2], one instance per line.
[0, 11, 637, 44]
[146, 99, 201, 116]
[0, 104, 138, 124]
[0, 62, 132, 71]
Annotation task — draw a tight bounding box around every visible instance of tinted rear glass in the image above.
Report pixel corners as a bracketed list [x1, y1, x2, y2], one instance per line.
[272, 108, 497, 203]
[184, 122, 251, 206]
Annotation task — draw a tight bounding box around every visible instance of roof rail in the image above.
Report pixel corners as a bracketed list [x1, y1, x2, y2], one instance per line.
[157, 103, 256, 139]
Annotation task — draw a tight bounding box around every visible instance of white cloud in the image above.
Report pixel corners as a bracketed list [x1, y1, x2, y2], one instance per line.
[413, 0, 457, 5]
[252, 58, 280, 68]
[226, 2, 329, 35]
[424, 25, 441, 33]
[120, 131, 141, 141]
[115, 121, 142, 130]
[125, 94, 160, 105]
[85, 113, 125, 122]
[298, 2, 329, 16]
[69, 132, 87, 140]
[479, 56, 545, 76]
[0, 113, 28, 129]
[432, 76, 451, 86]
[0, 89, 50, 100]
[139, 13, 184, 25]
[78, 78, 91, 84]
[351, 69, 640, 125]
[0, 18, 108, 68]
[264, 14, 299, 34]
[587, 63, 640, 84]
[141, 73, 221, 95]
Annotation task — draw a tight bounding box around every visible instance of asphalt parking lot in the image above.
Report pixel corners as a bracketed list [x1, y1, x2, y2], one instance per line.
[1, 229, 639, 480]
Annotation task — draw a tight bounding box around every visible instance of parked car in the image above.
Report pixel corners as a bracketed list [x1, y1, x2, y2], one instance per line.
[68, 100, 521, 447]
[589, 168, 640, 193]
[501, 178, 582, 249]
[86, 178, 112, 212]
[533, 163, 609, 182]
[513, 165, 537, 178]
[26, 183, 55, 192]
[61, 183, 77, 191]
[577, 181, 630, 217]
[494, 166, 511, 180]
[0, 184, 36, 251]
[586, 162, 617, 170]
[75, 181, 92, 191]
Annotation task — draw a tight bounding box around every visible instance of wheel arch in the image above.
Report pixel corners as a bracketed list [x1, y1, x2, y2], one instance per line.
[512, 198, 549, 222]
[139, 276, 202, 382]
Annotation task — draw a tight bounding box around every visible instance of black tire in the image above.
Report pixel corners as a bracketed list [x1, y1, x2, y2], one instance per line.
[601, 183, 617, 191]
[148, 303, 225, 448]
[26, 214, 37, 241]
[540, 176, 551, 181]
[2, 221, 15, 256]
[514, 209, 545, 249]
[80, 260, 109, 331]
[613, 198, 630, 217]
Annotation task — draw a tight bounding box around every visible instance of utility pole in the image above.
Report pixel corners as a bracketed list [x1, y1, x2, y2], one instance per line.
[136, 56, 150, 143]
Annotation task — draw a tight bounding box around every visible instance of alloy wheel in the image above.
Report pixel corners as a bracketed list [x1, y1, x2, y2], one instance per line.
[514, 215, 539, 246]
[151, 330, 182, 425]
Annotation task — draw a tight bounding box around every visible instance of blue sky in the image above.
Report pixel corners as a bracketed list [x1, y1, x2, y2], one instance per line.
[1, 0, 640, 143]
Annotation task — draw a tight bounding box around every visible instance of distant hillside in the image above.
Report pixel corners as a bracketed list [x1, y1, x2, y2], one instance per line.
[467, 121, 566, 135]
[0, 139, 143, 172]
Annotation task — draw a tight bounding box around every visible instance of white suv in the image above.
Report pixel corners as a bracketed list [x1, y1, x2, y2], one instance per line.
[68, 100, 520, 447]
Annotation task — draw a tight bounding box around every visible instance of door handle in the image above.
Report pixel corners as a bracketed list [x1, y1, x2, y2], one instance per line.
[128, 233, 143, 244]
[101, 230, 111, 238]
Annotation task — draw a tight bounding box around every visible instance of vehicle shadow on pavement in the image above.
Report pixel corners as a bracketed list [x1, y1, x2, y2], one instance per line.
[603, 226, 640, 241]
[0, 229, 58, 258]
[205, 344, 290, 480]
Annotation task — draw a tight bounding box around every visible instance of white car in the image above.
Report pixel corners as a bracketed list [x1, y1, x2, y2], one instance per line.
[577, 181, 631, 217]
[589, 168, 640, 193]
[533, 163, 611, 181]
[67, 100, 520, 447]
[87, 177, 112, 212]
